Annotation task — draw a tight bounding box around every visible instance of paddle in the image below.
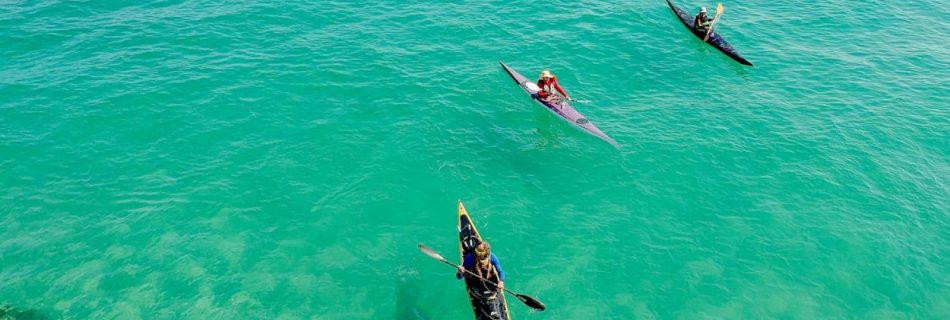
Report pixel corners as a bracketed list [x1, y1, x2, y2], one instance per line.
[549, 92, 586, 104]
[703, 3, 724, 41]
[551, 96, 587, 104]
[417, 244, 547, 311]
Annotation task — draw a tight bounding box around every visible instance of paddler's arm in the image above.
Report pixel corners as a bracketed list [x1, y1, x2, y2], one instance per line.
[456, 253, 475, 279]
[490, 254, 505, 281]
[491, 254, 505, 290]
[552, 79, 571, 100]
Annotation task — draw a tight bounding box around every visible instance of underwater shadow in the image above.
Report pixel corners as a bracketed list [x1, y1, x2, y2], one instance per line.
[395, 279, 432, 320]
[0, 304, 50, 320]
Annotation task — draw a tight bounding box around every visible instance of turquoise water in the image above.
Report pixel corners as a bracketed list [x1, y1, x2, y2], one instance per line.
[2, 0, 948, 318]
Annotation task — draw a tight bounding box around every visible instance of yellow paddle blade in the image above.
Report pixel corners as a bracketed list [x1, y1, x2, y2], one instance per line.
[704, 3, 725, 41]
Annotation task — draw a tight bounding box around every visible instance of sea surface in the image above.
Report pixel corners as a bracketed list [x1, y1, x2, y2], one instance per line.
[1, 0, 948, 319]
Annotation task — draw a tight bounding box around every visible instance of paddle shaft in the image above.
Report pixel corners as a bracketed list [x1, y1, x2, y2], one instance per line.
[540, 90, 571, 103]
[418, 244, 546, 311]
[434, 257, 520, 298]
[703, 4, 724, 41]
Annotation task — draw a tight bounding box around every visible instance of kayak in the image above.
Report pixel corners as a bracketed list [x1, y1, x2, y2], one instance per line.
[458, 201, 511, 320]
[666, 0, 753, 66]
[499, 61, 620, 147]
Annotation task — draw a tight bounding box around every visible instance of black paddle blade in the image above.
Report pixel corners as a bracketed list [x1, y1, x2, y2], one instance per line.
[515, 293, 546, 311]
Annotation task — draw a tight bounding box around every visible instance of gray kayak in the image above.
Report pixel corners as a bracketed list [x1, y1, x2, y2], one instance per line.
[499, 61, 620, 147]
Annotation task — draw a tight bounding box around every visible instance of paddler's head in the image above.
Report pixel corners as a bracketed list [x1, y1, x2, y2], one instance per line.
[475, 242, 491, 265]
[540, 70, 553, 80]
[700, 7, 707, 14]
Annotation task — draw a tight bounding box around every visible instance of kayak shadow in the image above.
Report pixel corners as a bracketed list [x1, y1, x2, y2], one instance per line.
[0, 304, 50, 320]
[690, 41, 753, 78]
[395, 279, 433, 320]
[714, 49, 753, 78]
[530, 109, 566, 149]
[729, 61, 752, 80]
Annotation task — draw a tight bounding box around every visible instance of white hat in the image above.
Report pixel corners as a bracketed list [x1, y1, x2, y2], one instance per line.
[700, 7, 707, 13]
[540, 70, 553, 79]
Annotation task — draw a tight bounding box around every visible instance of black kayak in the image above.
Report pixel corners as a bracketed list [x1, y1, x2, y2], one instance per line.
[458, 201, 511, 320]
[666, 0, 753, 66]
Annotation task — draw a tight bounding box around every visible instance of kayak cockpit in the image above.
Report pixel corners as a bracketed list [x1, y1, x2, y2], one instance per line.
[523, 81, 540, 93]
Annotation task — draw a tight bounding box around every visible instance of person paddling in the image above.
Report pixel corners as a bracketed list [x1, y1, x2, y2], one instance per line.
[536, 70, 571, 102]
[456, 241, 506, 294]
[694, 7, 713, 33]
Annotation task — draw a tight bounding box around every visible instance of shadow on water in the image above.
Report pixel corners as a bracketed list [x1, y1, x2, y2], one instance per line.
[727, 58, 752, 79]
[689, 37, 753, 79]
[532, 108, 564, 149]
[395, 279, 432, 320]
[0, 304, 49, 320]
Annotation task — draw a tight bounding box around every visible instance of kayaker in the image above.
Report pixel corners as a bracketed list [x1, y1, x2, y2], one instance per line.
[536, 70, 571, 102]
[456, 241, 505, 292]
[694, 7, 712, 32]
